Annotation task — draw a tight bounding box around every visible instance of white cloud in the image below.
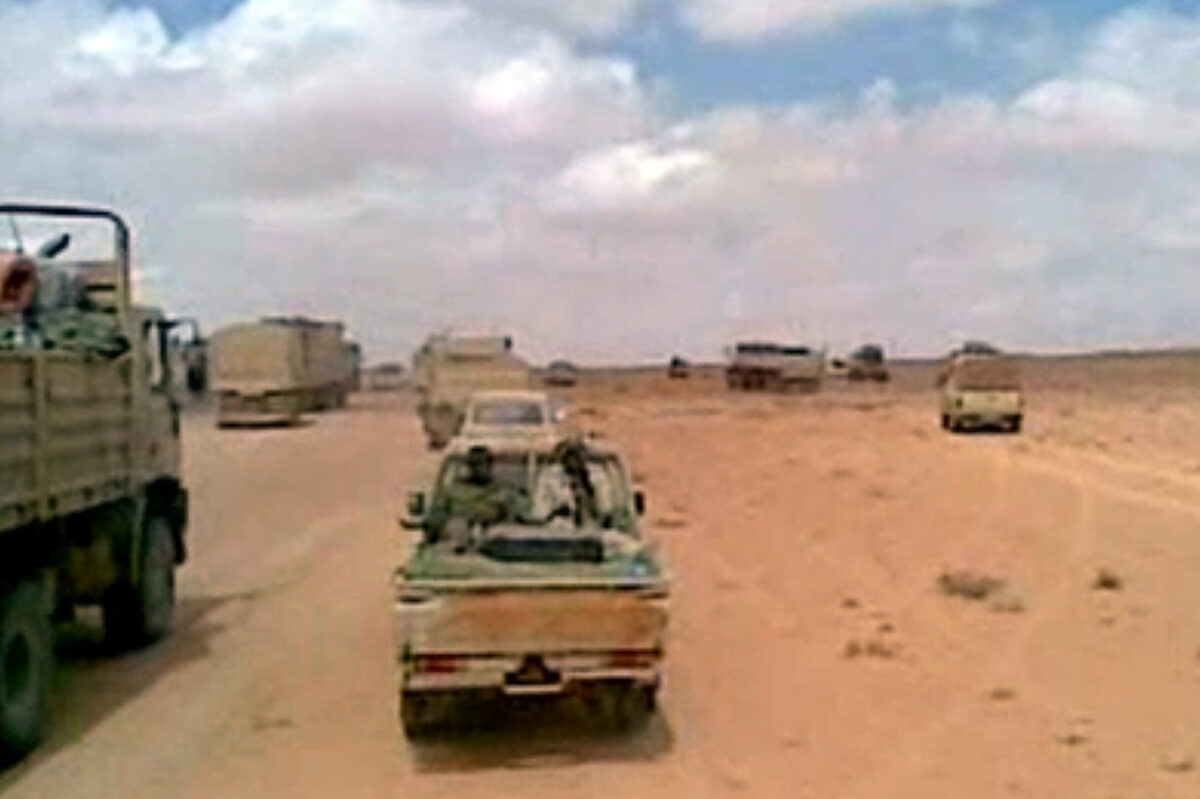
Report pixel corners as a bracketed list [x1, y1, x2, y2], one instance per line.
[682, 0, 1001, 43]
[457, 0, 644, 36]
[7, 1, 1200, 361]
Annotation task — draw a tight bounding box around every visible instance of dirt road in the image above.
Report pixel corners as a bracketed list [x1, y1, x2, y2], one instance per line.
[3, 375, 1200, 798]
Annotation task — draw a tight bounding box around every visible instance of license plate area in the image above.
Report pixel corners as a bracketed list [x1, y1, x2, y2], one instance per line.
[504, 656, 562, 693]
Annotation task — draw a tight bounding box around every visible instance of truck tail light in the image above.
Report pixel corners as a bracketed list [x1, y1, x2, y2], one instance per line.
[414, 654, 460, 674]
[609, 649, 659, 669]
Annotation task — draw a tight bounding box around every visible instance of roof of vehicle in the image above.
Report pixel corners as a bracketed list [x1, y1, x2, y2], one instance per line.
[465, 389, 552, 405]
[444, 432, 623, 460]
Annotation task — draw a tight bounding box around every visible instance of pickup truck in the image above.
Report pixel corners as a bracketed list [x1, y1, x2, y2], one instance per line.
[394, 437, 668, 736]
[939, 354, 1024, 433]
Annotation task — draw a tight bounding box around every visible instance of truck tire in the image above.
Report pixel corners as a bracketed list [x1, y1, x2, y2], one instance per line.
[590, 682, 653, 731]
[103, 515, 176, 648]
[1009, 416, 1023, 434]
[0, 581, 51, 760]
[399, 691, 438, 739]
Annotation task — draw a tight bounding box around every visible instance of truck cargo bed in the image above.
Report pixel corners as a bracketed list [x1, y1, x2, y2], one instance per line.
[0, 350, 135, 532]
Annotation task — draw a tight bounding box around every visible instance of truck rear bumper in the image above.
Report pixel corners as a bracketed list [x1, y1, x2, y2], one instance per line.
[401, 652, 662, 695]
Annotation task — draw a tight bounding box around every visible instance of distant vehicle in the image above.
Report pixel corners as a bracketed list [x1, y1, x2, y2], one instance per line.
[544, 359, 579, 387]
[363, 362, 407, 391]
[954, 340, 1002, 357]
[168, 318, 208, 398]
[0, 203, 190, 758]
[458, 389, 564, 447]
[847, 344, 890, 382]
[668, 355, 689, 379]
[210, 317, 352, 427]
[343, 341, 363, 392]
[413, 334, 533, 449]
[725, 341, 825, 392]
[395, 437, 666, 737]
[940, 354, 1024, 433]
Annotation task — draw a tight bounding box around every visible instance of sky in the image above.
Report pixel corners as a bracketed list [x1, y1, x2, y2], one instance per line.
[5, 0, 1200, 363]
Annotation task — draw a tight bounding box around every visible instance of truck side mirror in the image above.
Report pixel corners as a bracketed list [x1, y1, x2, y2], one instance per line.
[633, 491, 646, 516]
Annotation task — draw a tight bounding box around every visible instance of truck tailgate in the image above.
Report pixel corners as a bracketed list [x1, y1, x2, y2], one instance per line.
[399, 585, 667, 656]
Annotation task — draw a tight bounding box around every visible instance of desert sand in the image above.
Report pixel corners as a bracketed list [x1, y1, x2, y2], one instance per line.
[3, 354, 1200, 798]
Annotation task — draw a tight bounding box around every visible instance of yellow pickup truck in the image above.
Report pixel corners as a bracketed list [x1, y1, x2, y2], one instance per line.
[939, 354, 1024, 433]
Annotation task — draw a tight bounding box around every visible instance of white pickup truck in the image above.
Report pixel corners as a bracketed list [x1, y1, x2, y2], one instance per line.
[394, 438, 668, 736]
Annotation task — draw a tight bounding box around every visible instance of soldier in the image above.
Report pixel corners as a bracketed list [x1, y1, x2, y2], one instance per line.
[425, 445, 529, 544]
[533, 439, 611, 526]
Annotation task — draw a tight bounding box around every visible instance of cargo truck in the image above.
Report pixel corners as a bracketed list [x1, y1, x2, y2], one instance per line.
[211, 317, 351, 426]
[413, 334, 532, 449]
[0, 203, 189, 758]
[725, 341, 825, 392]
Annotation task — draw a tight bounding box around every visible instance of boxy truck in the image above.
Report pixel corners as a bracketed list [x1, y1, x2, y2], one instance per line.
[413, 335, 533, 449]
[725, 341, 825, 392]
[211, 317, 350, 426]
[0, 204, 189, 757]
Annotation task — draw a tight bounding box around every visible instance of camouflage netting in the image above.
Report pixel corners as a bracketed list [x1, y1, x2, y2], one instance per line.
[0, 308, 128, 357]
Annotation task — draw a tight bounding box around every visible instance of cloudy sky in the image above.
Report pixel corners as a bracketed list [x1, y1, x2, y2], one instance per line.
[4, 0, 1200, 363]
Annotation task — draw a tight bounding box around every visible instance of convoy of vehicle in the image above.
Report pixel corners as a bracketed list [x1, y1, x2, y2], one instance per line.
[0, 204, 190, 757]
[394, 436, 667, 737]
[0, 190, 1048, 764]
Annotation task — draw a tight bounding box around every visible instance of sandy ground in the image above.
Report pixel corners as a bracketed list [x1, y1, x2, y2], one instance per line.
[4, 361, 1200, 798]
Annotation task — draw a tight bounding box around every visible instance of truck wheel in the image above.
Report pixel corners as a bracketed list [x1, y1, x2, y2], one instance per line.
[399, 692, 438, 739]
[103, 515, 176, 648]
[1009, 416, 1023, 434]
[591, 682, 652, 731]
[0, 581, 51, 760]
[941, 414, 950, 430]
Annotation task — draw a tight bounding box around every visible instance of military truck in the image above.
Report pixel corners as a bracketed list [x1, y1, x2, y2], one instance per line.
[939, 353, 1024, 433]
[0, 203, 189, 758]
[725, 341, 825, 392]
[395, 437, 667, 736]
[414, 334, 532, 449]
[210, 316, 351, 427]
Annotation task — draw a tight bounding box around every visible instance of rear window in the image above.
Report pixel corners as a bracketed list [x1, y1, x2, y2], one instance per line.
[471, 400, 544, 425]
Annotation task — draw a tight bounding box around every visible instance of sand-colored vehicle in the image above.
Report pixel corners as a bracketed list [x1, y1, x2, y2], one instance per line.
[939, 354, 1024, 433]
[726, 341, 825, 392]
[211, 317, 351, 427]
[543, 359, 579, 388]
[395, 437, 666, 737]
[458, 389, 564, 447]
[363, 362, 407, 392]
[668, 355, 690, 379]
[847, 344, 890, 382]
[0, 203, 189, 758]
[414, 334, 532, 449]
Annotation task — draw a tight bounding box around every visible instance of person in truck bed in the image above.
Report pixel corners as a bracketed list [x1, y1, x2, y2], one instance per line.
[424, 445, 530, 542]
